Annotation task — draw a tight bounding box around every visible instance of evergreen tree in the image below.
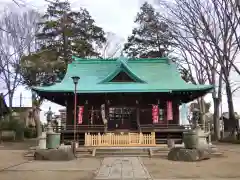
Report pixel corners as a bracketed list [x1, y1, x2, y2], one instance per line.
[123, 2, 172, 58]
[20, 0, 106, 86]
[37, 0, 106, 60]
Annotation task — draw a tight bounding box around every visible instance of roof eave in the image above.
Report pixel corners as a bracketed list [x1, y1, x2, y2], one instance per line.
[31, 85, 214, 93]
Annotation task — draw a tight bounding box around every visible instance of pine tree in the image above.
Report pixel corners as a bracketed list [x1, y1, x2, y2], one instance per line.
[37, 0, 106, 61]
[123, 2, 172, 58]
[20, 0, 106, 86]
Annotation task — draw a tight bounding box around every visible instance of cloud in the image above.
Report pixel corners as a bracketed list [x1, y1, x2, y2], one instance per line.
[72, 0, 140, 37]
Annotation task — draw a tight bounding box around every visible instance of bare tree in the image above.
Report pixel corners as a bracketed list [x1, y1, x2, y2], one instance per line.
[156, 0, 222, 139]
[223, 0, 240, 75]
[99, 32, 124, 58]
[12, 0, 20, 7]
[202, 0, 240, 136]
[0, 9, 40, 108]
[156, 0, 240, 139]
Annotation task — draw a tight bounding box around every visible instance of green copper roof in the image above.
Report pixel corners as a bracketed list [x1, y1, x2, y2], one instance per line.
[32, 56, 213, 93]
[99, 57, 146, 83]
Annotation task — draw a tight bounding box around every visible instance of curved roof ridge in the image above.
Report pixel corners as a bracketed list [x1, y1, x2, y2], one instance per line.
[98, 57, 146, 84]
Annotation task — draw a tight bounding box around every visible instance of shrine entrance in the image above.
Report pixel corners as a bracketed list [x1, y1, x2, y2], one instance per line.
[108, 107, 137, 130]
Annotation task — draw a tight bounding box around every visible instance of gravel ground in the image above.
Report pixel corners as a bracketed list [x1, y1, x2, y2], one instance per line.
[0, 141, 240, 180]
[142, 144, 240, 179]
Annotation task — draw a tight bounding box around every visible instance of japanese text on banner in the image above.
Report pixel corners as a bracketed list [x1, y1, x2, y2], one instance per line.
[167, 101, 173, 120]
[78, 106, 84, 124]
[152, 105, 159, 123]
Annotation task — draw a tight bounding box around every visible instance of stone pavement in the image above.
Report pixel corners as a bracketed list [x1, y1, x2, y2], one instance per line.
[95, 157, 152, 179]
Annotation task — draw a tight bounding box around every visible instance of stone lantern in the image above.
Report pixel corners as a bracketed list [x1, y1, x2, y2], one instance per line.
[183, 108, 209, 149]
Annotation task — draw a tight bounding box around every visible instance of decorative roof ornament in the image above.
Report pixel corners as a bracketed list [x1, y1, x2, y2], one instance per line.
[117, 51, 128, 67]
[120, 50, 124, 57]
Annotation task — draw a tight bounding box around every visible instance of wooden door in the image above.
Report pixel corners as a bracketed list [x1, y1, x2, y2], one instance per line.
[108, 107, 132, 130]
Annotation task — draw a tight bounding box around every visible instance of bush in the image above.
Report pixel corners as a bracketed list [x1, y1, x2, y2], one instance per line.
[24, 127, 37, 138]
[0, 117, 25, 141]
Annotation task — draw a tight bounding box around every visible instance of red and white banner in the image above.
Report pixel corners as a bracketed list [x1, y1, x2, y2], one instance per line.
[78, 106, 84, 124]
[167, 101, 173, 120]
[152, 105, 159, 123]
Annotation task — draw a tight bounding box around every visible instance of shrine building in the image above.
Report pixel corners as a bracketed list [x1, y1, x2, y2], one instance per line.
[32, 56, 213, 147]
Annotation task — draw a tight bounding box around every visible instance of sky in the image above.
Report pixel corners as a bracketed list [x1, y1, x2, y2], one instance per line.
[0, 0, 240, 123]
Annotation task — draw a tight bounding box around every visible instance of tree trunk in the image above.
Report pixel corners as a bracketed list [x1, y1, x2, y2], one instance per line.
[225, 80, 237, 138]
[212, 68, 223, 141]
[213, 97, 220, 140]
[33, 105, 42, 138]
[8, 92, 13, 109]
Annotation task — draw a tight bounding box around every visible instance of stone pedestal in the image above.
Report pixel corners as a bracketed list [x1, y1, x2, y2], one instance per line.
[183, 126, 209, 149]
[38, 132, 46, 149]
[196, 127, 209, 149]
[46, 123, 53, 133]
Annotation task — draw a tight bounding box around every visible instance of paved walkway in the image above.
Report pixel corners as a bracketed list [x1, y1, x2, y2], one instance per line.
[95, 157, 151, 179]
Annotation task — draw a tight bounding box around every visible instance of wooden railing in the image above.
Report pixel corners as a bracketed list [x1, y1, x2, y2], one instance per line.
[54, 123, 210, 133]
[84, 132, 156, 146]
[55, 124, 188, 131]
[140, 123, 210, 131]
[53, 125, 105, 132]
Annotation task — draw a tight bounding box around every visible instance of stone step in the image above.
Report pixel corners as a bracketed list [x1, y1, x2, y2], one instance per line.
[96, 154, 150, 157]
[76, 146, 171, 157]
[94, 148, 150, 157]
[76, 154, 92, 158]
[96, 149, 147, 152]
[96, 152, 149, 155]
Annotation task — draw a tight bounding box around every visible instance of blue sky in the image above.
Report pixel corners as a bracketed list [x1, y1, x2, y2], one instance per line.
[0, 0, 240, 123]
